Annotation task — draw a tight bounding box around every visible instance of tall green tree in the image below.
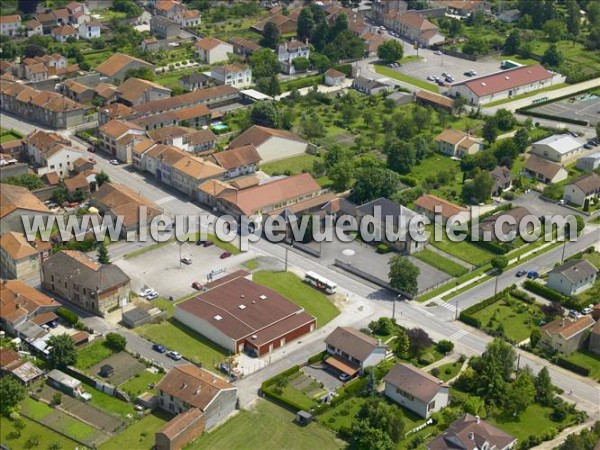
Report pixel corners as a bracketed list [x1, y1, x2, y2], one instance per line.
[482, 117, 499, 143]
[504, 370, 535, 417]
[463, 169, 493, 204]
[394, 328, 410, 358]
[513, 127, 530, 152]
[388, 256, 420, 297]
[386, 139, 416, 174]
[566, 0, 581, 38]
[260, 21, 280, 49]
[96, 170, 110, 187]
[0, 376, 26, 415]
[97, 243, 111, 264]
[351, 167, 402, 203]
[297, 8, 315, 41]
[249, 48, 280, 78]
[542, 19, 566, 42]
[328, 160, 354, 192]
[377, 40, 404, 63]
[503, 29, 521, 55]
[48, 334, 77, 369]
[250, 101, 279, 128]
[355, 398, 405, 444]
[535, 366, 555, 406]
[541, 44, 564, 67]
[105, 332, 126, 351]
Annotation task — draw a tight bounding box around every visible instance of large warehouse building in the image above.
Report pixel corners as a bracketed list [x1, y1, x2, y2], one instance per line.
[448, 64, 557, 106]
[174, 272, 316, 357]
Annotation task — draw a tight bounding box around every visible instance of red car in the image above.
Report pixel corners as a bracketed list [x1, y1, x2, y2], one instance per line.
[203, 241, 214, 247]
[191, 281, 202, 290]
[220, 251, 232, 259]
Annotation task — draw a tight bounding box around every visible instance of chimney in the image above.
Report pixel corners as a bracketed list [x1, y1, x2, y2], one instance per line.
[475, 415, 480, 424]
[469, 432, 475, 440]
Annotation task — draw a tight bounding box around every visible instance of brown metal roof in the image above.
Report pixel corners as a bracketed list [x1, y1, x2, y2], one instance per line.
[325, 355, 360, 376]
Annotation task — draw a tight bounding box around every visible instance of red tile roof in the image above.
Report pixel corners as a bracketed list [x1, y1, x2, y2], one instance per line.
[458, 65, 552, 97]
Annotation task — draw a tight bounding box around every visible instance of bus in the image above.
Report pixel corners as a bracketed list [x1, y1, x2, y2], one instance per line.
[304, 271, 337, 295]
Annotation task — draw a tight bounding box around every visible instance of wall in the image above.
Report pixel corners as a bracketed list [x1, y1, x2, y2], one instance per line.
[254, 319, 316, 356]
[384, 382, 428, 418]
[204, 389, 237, 430]
[0, 163, 29, 180]
[155, 410, 206, 450]
[173, 306, 235, 352]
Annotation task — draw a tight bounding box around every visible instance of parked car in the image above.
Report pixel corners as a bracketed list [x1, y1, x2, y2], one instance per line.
[146, 292, 159, 300]
[152, 344, 166, 353]
[445, 76, 454, 83]
[87, 146, 95, 153]
[109, 159, 119, 165]
[191, 281, 202, 290]
[569, 131, 578, 138]
[339, 373, 352, 382]
[569, 309, 582, 319]
[48, 320, 58, 328]
[220, 251, 232, 259]
[584, 143, 593, 150]
[203, 240, 214, 247]
[526, 270, 539, 279]
[588, 139, 599, 147]
[582, 305, 594, 315]
[139, 288, 156, 297]
[167, 351, 182, 360]
[427, 75, 435, 81]
[434, 50, 443, 55]
[441, 72, 448, 78]
[181, 257, 192, 265]
[437, 79, 445, 86]
[515, 270, 526, 277]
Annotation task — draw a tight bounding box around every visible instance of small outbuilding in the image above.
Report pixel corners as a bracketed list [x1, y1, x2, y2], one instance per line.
[99, 364, 114, 378]
[295, 410, 313, 426]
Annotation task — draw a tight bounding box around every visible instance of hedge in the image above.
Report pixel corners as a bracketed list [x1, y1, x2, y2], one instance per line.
[334, 64, 352, 77]
[459, 287, 512, 328]
[516, 109, 588, 126]
[510, 289, 535, 304]
[523, 280, 567, 303]
[555, 357, 590, 377]
[307, 351, 328, 365]
[314, 377, 369, 415]
[280, 74, 324, 92]
[261, 365, 300, 389]
[56, 307, 78, 326]
[262, 385, 308, 412]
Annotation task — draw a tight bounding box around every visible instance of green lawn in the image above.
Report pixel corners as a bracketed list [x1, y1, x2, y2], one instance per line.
[0, 132, 21, 143]
[137, 318, 228, 369]
[566, 351, 600, 381]
[413, 249, 468, 277]
[21, 396, 52, 421]
[489, 403, 573, 443]
[120, 369, 164, 397]
[83, 381, 135, 417]
[195, 399, 343, 450]
[471, 295, 543, 343]
[243, 258, 259, 270]
[0, 415, 79, 449]
[374, 65, 439, 93]
[100, 411, 172, 450]
[261, 154, 321, 176]
[583, 251, 600, 269]
[253, 271, 340, 328]
[429, 226, 494, 266]
[75, 339, 114, 370]
[430, 361, 463, 382]
[410, 154, 464, 202]
[154, 67, 202, 89]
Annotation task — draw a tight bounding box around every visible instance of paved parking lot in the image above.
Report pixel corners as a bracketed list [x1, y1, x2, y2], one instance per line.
[114, 240, 254, 299]
[528, 94, 600, 126]
[512, 191, 581, 219]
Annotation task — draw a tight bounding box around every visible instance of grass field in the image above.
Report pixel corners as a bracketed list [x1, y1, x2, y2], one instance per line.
[489, 404, 573, 443]
[430, 361, 463, 382]
[75, 339, 114, 370]
[100, 411, 172, 450]
[0, 132, 21, 143]
[137, 318, 228, 369]
[374, 65, 439, 93]
[583, 251, 600, 269]
[413, 249, 468, 277]
[261, 154, 321, 176]
[0, 415, 79, 450]
[429, 226, 494, 266]
[253, 271, 340, 328]
[120, 370, 164, 397]
[195, 400, 343, 450]
[83, 380, 135, 417]
[566, 351, 600, 381]
[21, 397, 52, 421]
[472, 296, 543, 343]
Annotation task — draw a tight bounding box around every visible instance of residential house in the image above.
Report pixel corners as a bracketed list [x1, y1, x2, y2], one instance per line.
[547, 259, 598, 296]
[95, 53, 156, 83]
[576, 151, 600, 172]
[150, 16, 180, 40]
[52, 25, 78, 42]
[211, 64, 252, 88]
[95, 82, 119, 106]
[426, 414, 517, 450]
[62, 79, 95, 104]
[154, 0, 185, 20]
[325, 327, 387, 377]
[563, 173, 600, 207]
[490, 166, 513, 196]
[390, 12, 445, 47]
[0, 232, 51, 280]
[415, 90, 455, 113]
[0, 184, 52, 235]
[414, 194, 469, 225]
[64, 170, 95, 194]
[371, 0, 408, 23]
[0, 82, 86, 129]
[478, 206, 531, 241]
[229, 125, 311, 163]
[116, 77, 172, 107]
[363, 32, 387, 56]
[324, 68, 346, 87]
[90, 181, 162, 238]
[171, 155, 226, 198]
[141, 37, 162, 52]
[531, 134, 584, 163]
[174, 274, 316, 356]
[252, 13, 297, 35]
[78, 20, 101, 39]
[65, 1, 90, 26]
[277, 40, 310, 75]
[72, 157, 95, 173]
[179, 9, 201, 27]
[25, 130, 77, 177]
[98, 119, 147, 163]
[0, 348, 44, 385]
[195, 37, 233, 64]
[98, 103, 133, 126]
[538, 315, 595, 356]
[589, 321, 600, 357]
[435, 129, 483, 158]
[42, 250, 131, 315]
[355, 197, 425, 255]
[179, 73, 212, 91]
[209, 145, 261, 178]
[352, 76, 391, 95]
[24, 20, 43, 37]
[0, 15, 21, 37]
[148, 126, 216, 153]
[229, 36, 262, 59]
[433, 0, 491, 17]
[524, 155, 568, 184]
[449, 65, 556, 106]
[384, 363, 449, 418]
[155, 364, 236, 449]
[0, 280, 60, 336]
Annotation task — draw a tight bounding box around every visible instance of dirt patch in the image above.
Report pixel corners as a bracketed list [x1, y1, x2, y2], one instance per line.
[90, 352, 145, 386]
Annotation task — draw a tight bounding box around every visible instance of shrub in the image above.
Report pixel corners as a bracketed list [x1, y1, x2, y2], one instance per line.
[56, 307, 78, 326]
[523, 281, 567, 303]
[52, 392, 62, 405]
[376, 244, 391, 254]
[555, 357, 590, 377]
[431, 368, 440, 376]
[437, 340, 454, 354]
[502, 191, 515, 200]
[105, 333, 126, 352]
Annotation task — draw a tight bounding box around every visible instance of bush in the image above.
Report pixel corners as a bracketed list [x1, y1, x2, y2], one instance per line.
[307, 351, 327, 365]
[555, 357, 590, 377]
[437, 340, 455, 353]
[431, 367, 440, 376]
[376, 244, 391, 254]
[502, 191, 515, 201]
[523, 281, 567, 303]
[56, 307, 78, 326]
[105, 333, 126, 352]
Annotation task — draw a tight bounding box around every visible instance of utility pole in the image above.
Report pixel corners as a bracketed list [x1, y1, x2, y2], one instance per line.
[455, 298, 459, 320]
[178, 242, 183, 268]
[392, 296, 396, 321]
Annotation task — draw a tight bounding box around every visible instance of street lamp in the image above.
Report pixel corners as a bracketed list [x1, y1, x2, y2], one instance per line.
[392, 294, 402, 321]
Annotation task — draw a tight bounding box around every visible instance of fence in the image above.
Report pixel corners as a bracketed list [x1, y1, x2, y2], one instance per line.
[334, 258, 413, 299]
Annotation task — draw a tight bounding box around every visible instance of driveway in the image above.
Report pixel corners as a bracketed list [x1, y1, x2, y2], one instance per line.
[303, 364, 342, 392]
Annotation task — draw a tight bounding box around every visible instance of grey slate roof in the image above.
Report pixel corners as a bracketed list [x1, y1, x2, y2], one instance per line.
[325, 327, 382, 362]
[384, 363, 446, 403]
[549, 259, 598, 285]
